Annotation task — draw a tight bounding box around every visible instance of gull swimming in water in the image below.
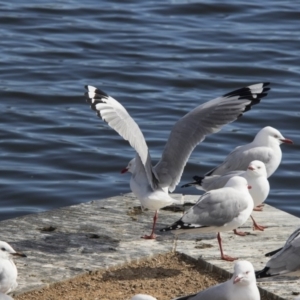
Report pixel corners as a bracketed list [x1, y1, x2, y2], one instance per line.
[85, 83, 270, 239]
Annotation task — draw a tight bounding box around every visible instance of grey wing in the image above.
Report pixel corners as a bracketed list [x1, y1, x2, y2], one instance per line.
[172, 292, 198, 300]
[283, 227, 300, 246]
[85, 86, 158, 190]
[201, 171, 244, 191]
[181, 188, 247, 227]
[173, 282, 228, 300]
[206, 144, 272, 176]
[266, 228, 300, 275]
[154, 83, 270, 192]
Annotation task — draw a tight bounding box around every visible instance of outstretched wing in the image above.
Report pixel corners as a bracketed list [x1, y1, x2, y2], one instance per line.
[155, 82, 270, 192]
[85, 86, 158, 190]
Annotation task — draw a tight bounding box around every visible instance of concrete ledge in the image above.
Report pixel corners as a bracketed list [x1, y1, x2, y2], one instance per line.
[2, 193, 299, 299]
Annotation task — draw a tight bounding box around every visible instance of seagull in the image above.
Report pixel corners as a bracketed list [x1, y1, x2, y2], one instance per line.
[160, 176, 254, 261]
[0, 293, 13, 300]
[172, 260, 260, 300]
[0, 241, 26, 295]
[256, 226, 300, 278]
[131, 294, 157, 300]
[182, 160, 270, 233]
[204, 126, 293, 178]
[85, 82, 270, 239]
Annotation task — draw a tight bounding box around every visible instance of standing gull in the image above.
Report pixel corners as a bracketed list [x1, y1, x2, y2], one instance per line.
[85, 83, 270, 239]
[0, 241, 26, 295]
[172, 260, 260, 300]
[182, 160, 270, 232]
[256, 226, 300, 278]
[160, 176, 253, 261]
[204, 126, 293, 178]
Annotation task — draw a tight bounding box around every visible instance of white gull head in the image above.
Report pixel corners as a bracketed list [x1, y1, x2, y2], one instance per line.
[246, 160, 267, 178]
[254, 126, 293, 146]
[0, 241, 18, 260]
[232, 260, 257, 286]
[121, 158, 136, 174]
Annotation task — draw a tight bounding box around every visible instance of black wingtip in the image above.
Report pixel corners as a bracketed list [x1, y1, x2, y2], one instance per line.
[84, 86, 110, 115]
[192, 175, 204, 183]
[223, 82, 271, 115]
[181, 182, 194, 188]
[160, 220, 204, 232]
[160, 220, 185, 232]
[84, 85, 109, 97]
[181, 175, 204, 188]
[265, 247, 283, 257]
[255, 267, 271, 279]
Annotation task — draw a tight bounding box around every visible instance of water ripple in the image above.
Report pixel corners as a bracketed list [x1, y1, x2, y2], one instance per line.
[0, 0, 299, 220]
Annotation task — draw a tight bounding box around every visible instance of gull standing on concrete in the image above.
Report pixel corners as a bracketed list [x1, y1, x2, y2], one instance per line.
[172, 260, 260, 300]
[204, 126, 293, 178]
[131, 294, 157, 300]
[182, 160, 270, 232]
[0, 241, 26, 295]
[160, 176, 253, 261]
[256, 226, 300, 278]
[85, 83, 270, 239]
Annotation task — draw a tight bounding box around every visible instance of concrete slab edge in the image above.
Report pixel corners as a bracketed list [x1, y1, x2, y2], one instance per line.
[179, 252, 286, 300]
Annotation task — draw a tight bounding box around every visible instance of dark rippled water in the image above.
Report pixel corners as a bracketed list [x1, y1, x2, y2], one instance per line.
[0, 1, 299, 221]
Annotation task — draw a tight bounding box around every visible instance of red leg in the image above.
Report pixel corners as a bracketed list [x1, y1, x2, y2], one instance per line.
[141, 210, 158, 239]
[233, 229, 249, 236]
[250, 215, 267, 231]
[217, 232, 237, 261]
[253, 206, 263, 211]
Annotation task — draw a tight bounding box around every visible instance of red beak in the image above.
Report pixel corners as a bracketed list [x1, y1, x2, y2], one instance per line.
[248, 185, 252, 189]
[233, 276, 242, 284]
[248, 166, 255, 171]
[121, 168, 128, 174]
[280, 138, 293, 144]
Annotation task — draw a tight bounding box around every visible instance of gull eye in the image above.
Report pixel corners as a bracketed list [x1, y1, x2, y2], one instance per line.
[1, 247, 6, 251]
[258, 166, 261, 169]
[274, 134, 279, 138]
[245, 271, 250, 274]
